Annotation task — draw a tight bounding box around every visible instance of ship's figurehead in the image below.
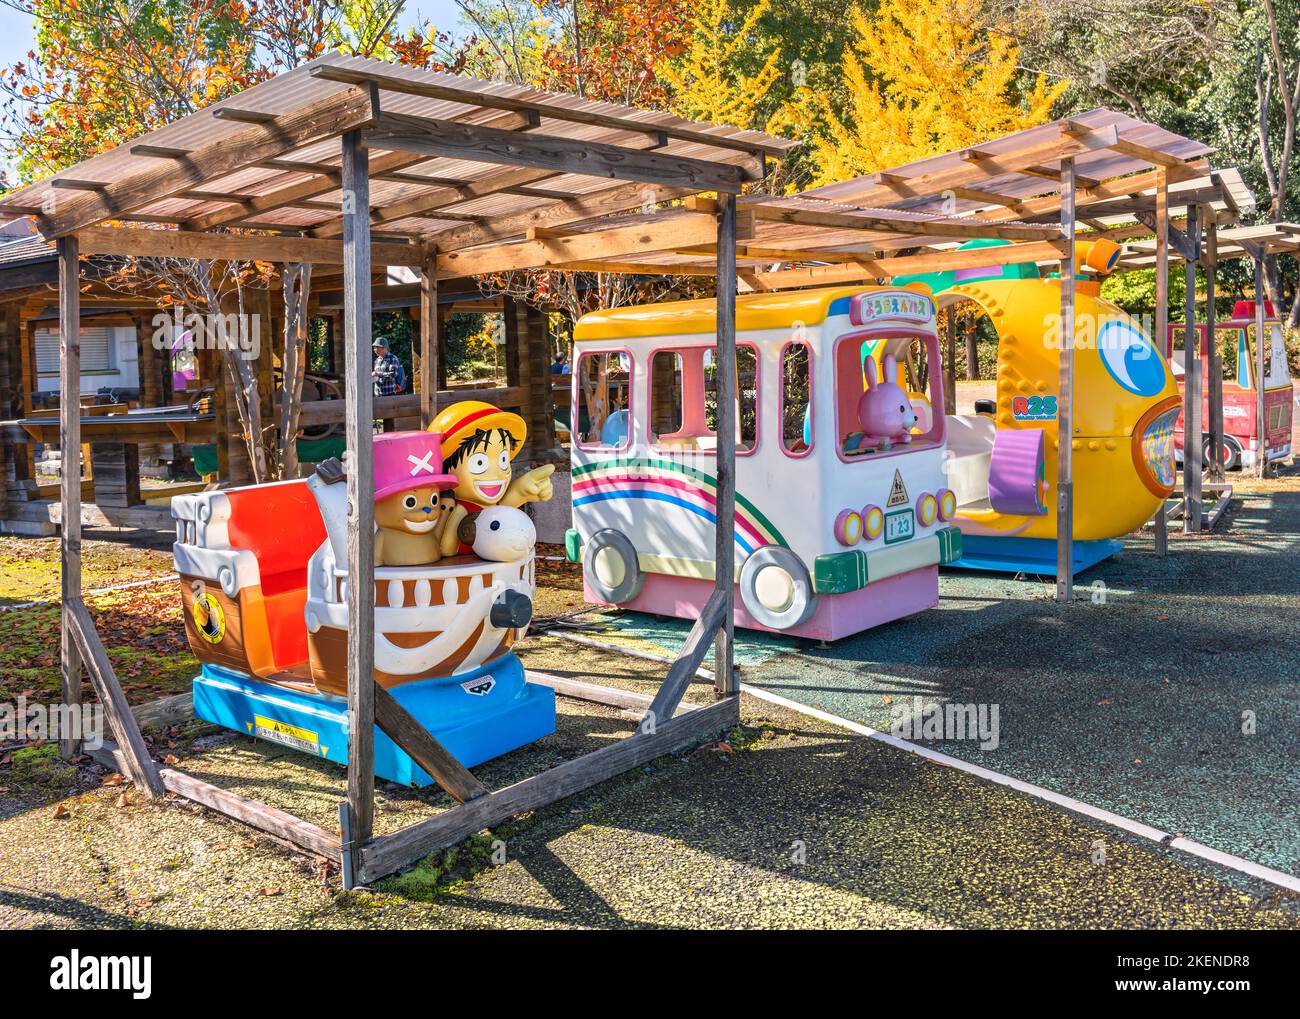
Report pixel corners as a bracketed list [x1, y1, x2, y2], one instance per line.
[430, 400, 556, 557]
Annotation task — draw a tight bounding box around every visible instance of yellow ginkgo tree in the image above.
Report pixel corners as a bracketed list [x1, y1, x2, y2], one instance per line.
[657, 0, 785, 133]
[796, 0, 1068, 186]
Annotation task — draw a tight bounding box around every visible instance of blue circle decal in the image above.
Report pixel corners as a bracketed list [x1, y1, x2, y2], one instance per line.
[1097, 320, 1165, 397]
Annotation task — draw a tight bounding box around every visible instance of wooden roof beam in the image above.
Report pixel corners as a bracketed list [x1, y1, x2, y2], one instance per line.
[711, 196, 1062, 241]
[4, 86, 380, 238]
[309, 64, 792, 158]
[73, 224, 421, 266]
[360, 110, 758, 193]
[427, 179, 698, 251]
[812, 124, 1123, 207]
[436, 212, 729, 277]
[748, 238, 1071, 290]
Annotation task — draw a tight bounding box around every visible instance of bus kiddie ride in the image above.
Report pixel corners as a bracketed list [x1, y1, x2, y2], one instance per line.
[897, 239, 1181, 574]
[171, 427, 556, 786]
[564, 286, 965, 642]
[1167, 300, 1293, 470]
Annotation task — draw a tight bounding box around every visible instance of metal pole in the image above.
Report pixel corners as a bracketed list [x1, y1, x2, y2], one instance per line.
[1152, 169, 1169, 556]
[1183, 206, 1202, 533]
[1055, 158, 1076, 602]
[1204, 209, 1222, 482]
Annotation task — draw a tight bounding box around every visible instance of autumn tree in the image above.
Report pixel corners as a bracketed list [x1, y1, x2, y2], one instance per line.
[790, 0, 1067, 186]
[657, 0, 784, 132]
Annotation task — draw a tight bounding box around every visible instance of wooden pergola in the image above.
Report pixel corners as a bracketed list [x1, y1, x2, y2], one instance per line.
[0, 54, 817, 886]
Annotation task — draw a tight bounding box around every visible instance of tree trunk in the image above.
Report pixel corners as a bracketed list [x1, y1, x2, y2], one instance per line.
[279, 262, 312, 479]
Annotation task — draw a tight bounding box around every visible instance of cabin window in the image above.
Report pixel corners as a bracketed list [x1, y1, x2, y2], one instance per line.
[35, 327, 114, 376]
[649, 344, 757, 454]
[834, 331, 945, 461]
[574, 350, 632, 451]
[780, 342, 812, 455]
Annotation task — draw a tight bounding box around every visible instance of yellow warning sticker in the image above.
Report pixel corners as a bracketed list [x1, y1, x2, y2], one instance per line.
[252, 715, 322, 755]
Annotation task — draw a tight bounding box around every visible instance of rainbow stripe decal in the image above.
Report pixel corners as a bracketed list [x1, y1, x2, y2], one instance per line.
[571, 458, 789, 555]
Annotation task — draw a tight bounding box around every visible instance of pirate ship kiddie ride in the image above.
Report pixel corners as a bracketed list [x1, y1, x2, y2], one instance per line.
[173, 430, 555, 785]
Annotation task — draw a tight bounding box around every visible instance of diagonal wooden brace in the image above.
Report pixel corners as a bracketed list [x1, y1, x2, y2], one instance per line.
[372, 682, 489, 803]
[641, 587, 728, 731]
[65, 598, 166, 798]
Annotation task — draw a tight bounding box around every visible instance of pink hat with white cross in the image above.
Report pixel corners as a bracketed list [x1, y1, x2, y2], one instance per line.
[373, 431, 457, 501]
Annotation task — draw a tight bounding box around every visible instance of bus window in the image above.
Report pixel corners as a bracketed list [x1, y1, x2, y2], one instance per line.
[575, 350, 631, 451]
[781, 342, 812, 455]
[835, 332, 945, 460]
[651, 345, 756, 453]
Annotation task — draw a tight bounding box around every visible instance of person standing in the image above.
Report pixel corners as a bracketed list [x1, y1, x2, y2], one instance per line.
[372, 336, 404, 397]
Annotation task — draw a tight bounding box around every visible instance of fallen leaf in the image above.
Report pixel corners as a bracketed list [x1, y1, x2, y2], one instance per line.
[715, 742, 733, 753]
[881, 694, 893, 705]
[114, 792, 130, 809]
[1097, 699, 1111, 706]
[258, 887, 281, 897]
[101, 773, 126, 786]
[0, 753, 11, 767]
[162, 754, 180, 766]
[51, 803, 69, 818]
[1133, 758, 1143, 765]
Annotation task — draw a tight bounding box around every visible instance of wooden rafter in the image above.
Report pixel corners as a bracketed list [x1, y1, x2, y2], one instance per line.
[309, 64, 791, 157]
[360, 111, 759, 193]
[8, 86, 380, 238]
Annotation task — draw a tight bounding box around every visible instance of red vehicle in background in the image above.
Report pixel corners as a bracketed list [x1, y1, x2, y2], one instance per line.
[1167, 301, 1293, 470]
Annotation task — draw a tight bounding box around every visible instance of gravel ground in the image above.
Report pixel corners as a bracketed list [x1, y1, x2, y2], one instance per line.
[592, 465, 1300, 877]
[1, 469, 1297, 929]
[1, 649, 1297, 929]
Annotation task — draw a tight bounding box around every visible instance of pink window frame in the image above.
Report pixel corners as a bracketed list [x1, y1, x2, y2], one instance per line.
[646, 340, 761, 457]
[573, 347, 634, 454]
[832, 326, 947, 465]
[778, 339, 814, 459]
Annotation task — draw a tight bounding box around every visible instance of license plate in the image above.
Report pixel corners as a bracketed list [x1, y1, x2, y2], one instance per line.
[885, 509, 914, 544]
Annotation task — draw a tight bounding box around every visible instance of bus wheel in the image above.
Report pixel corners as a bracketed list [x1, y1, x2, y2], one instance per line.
[583, 529, 645, 604]
[739, 546, 817, 630]
[1203, 436, 1242, 471]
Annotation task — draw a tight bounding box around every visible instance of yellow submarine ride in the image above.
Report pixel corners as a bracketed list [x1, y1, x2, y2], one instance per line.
[893, 239, 1180, 573]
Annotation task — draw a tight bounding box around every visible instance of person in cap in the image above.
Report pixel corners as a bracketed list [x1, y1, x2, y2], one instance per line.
[429, 400, 555, 556]
[372, 336, 403, 397]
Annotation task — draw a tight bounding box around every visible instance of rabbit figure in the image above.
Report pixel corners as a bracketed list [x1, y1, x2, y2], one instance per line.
[856, 353, 917, 451]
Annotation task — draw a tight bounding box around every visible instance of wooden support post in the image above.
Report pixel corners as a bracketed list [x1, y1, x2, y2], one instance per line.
[713, 193, 738, 694]
[341, 130, 376, 873]
[58, 236, 83, 759]
[1152, 169, 1169, 556]
[1183, 205, 1202, 533]
[524, 302, 555, 455]
[1204, 208, 1222, 483]
[1055, 159, 1076, 602]
[419, 247, 437, 428]
[1254, 253, 1268, 478]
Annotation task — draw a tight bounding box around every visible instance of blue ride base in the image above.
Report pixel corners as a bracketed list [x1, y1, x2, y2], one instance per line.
[192, 655, 556, 786]
[946, 534, 1122, 575]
